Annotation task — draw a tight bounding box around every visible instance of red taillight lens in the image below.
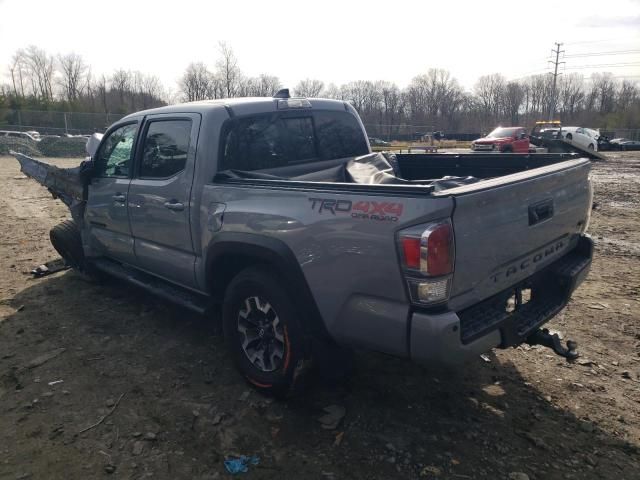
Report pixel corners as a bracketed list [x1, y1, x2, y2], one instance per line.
[399, 220, 454, 276]
[425, 223, 453, 276]
[401, 237, 421, 269]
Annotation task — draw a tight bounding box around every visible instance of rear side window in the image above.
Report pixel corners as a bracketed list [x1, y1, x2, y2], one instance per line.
[139, 120, 192, 178]
[220, 110, 368, 171]
[314, 111, 368, 161]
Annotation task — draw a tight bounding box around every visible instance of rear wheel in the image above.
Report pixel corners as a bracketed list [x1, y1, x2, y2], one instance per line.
[222, 267, 310, 397]
[588, 143, 594, 150]
[565, 133, 573, 141]
[501, 145, 513, 153]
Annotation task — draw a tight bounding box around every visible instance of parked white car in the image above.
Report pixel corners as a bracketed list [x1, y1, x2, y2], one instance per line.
[0, 130, 40, 141]
[561, 127, 599, 151]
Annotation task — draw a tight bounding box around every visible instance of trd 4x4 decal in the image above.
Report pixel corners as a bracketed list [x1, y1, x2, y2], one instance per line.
[309, 198, 403, 222]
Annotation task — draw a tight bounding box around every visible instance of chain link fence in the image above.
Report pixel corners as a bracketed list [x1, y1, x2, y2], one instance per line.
[0, 109, 125, 135]
[1, 109, 637, 145]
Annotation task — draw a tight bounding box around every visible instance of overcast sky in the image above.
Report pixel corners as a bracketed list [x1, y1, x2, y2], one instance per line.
[1, 0, 639, 95]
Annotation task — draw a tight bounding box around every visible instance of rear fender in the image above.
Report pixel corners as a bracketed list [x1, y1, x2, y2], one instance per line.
[205, 232, 329, 340]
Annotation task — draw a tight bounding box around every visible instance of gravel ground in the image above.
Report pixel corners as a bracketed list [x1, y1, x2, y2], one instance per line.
[0, 153, 638, 480]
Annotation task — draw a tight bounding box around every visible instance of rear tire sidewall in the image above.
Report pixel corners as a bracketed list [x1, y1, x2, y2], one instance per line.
[222, 268, 308, 396]
[566, 133, 573, 140]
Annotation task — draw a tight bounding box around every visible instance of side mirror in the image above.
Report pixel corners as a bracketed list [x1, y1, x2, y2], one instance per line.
[85, 133, 103, 158]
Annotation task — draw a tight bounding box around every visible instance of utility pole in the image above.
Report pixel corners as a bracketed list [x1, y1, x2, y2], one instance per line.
[548, 42, 565, 121]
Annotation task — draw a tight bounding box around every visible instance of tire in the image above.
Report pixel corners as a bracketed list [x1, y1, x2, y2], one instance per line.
[222, 267, 310, 397]
[50, 220, 85, 270]
[565, 133, 573, 141]
[502, 145, 513, 153]
[588, 144, 594, 150]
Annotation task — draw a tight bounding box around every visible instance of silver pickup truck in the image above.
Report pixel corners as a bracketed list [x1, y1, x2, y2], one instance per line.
[13, 90, 594, 395]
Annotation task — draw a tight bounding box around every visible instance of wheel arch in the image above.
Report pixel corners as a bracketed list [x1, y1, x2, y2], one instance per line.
[204, 232, 329, 339]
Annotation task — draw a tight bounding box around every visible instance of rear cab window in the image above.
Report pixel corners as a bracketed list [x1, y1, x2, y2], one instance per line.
[220, 110, 368, 172]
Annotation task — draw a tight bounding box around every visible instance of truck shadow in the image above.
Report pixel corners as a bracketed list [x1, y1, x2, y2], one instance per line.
[1, 271, 637, 480]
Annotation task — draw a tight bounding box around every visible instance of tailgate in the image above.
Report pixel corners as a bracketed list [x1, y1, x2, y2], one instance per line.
[440, 158, 592, 311]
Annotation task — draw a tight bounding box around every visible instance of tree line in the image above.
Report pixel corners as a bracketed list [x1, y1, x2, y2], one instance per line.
[2, 44, 638, 136]
[2, 45, 166, 115]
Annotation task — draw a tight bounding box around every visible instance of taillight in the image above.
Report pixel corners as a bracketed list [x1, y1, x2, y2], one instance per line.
[425, 222, 454, 276]
[398, 220, 455, 305]
[401, 237, 421, 269]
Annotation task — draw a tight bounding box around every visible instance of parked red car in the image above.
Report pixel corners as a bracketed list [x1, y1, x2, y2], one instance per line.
[471, 127, 530, 153]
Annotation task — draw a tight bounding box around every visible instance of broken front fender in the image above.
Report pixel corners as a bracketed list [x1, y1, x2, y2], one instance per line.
[11, 151, 89, 223]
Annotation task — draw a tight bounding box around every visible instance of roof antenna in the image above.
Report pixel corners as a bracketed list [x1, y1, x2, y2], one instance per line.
[274, 88, 290, 99]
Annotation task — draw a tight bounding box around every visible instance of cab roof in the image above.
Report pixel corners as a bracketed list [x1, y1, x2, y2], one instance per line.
[122, 97, 349, 121]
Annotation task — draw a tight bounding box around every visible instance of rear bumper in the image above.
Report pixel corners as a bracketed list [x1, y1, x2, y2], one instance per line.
[409, 235, 593, 365]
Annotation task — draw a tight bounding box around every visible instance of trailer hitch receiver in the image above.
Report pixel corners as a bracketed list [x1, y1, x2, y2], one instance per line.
[526, 328, 578, 361]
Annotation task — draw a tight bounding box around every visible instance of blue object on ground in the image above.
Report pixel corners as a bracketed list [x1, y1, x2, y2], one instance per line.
[224, 455, 260, 474]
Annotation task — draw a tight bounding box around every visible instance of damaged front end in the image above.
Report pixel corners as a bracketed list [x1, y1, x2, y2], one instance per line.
[11, 151, 90, 225]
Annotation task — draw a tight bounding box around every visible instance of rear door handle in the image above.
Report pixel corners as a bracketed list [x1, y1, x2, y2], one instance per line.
[112, 193, 126, 202]
[164, 201, 185, 211]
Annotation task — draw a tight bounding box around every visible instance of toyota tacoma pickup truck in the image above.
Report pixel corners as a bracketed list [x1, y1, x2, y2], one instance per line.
[12, 90, 594, 395]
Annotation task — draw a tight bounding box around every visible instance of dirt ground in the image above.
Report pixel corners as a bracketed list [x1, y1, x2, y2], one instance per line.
[0, 153, 638, 480]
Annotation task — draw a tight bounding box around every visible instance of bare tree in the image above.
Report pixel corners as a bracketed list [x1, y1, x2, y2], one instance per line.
[557, 74, 584, 118]
[323, 83, 342, 100]
[474, 74, 506, 128]
[405, 70, 464, 130]
[179, 62, 215, 101]
[380, 82, 403, 138]
[504, 81, 525, 125]
[257, 74, 281, 96]
[341, 80, 370, 113]
[294, 78, 324, 97]
[617, 80, 638, 112]
[216, 42, 241, 98]
[23, 45, 55, 101]
[237, 74, 281, 97]
[9, 50, 27, 97]
[111, 69, 133, 109]
[58, 53, 88, 103]
[523, 74, 553, 120]
[591, 73, 617, 114]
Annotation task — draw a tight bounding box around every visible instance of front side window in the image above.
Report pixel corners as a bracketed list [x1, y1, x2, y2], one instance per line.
[95, 123, 138, 177]
[139, 120, 192, 178]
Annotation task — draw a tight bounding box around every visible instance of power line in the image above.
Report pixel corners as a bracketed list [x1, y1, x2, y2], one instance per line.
[564, 38, 624, 46]
[564, 49, 640, 58]
[564, 62, 640, 69]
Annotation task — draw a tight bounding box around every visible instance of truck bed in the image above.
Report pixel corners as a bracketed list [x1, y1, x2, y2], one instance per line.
[215, 152, 587, 195]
